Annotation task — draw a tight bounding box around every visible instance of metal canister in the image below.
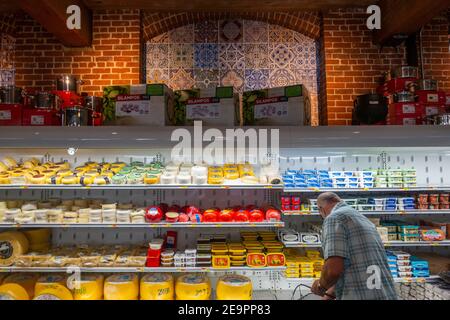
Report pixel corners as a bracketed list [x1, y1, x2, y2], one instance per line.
[419, 79, 438, 91]
[35, 92, 57, 109]
[63, 106, 88, 126]
[0, 86, 23, 104]
[55, 75, 83, 93]
[395, 91, 415, 103]
[84, 96, 104, 126]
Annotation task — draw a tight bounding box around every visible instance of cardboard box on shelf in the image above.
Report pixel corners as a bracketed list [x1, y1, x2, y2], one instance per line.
[103, 84, 174, 126]
[0, 104, 22, 126]
[414, 253, 450, 274]
[242, 84, 311, 126]
[170, 87, 239, 126]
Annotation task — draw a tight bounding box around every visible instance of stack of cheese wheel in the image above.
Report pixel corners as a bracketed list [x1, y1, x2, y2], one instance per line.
[104, 274, 139, 300]
[23, 229, 51, 252]
[175, 274, 211, 300]
[33, 283, 73, 300]
[0, 231, 29, 266]
[216, 275, 253, 300]
[35, 275, 67, 296]
[140, 274, 174, 300]
[2, 274, 38, 299]
[72, 274, 104, 300]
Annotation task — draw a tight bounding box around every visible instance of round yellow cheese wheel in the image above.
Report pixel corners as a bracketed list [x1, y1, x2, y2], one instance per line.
[0, 231, 30, 266]
[0, 283, 30, 300]
[33, 283, 73, 300]
[24, 229, 51, 245]
[140, 274, 174, 300]
[72, 275, 104, 300]
[3, 274, 38, 298]
[30, 243, 51, 252]
[57, 169, 73, 178]
[216, 275, 252, 300]
[104, 274, 139, 300]
[61, 175, 79, 185]
[175, 274, 211, 300]
[35, 275, 67, 296]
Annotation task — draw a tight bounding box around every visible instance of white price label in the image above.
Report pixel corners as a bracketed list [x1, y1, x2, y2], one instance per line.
[426, 93, 438, 103]
[402, 104, 416, 114]
[403, 118, 417, 126]
[31, 115, 45, 125]
[425, 106, 439, 116]
[0, 110, 12, 120]
[254, 96, 289, 119]
[116, 95, 151, 116]
[186, 98, 221, 119]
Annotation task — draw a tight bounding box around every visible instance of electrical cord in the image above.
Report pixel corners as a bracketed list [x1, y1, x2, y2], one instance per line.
[291, 283, 336, 300]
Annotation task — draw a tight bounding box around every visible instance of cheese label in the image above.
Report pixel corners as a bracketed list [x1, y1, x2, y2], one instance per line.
[402, 104, 416, 114]
[0, 241, 13, 260]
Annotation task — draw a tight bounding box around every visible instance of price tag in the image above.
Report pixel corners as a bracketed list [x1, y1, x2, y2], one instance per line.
[399, 211, 406, 215]
[264, 185, 273, 189]
[215, 224, 223, 227]
[363, 188, 369, 191]
[186, 98, 221, 119]
[20, 186, 28, 190]
[254, 96, 288, 119]
[163, 224, 171, 228]
[14, 224, 21, 228]
[403, 188, 409, 191]
[0, 110, 12, 120]
[136, 267, 144, 272]
[179, 186, 189, 189]
[111, 224, 117, 228]
[221, 186, 230, 190]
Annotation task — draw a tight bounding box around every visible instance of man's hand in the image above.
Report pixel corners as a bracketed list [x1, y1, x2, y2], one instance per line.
[322, 287, 336, 300]
[311, 280, 326, 297]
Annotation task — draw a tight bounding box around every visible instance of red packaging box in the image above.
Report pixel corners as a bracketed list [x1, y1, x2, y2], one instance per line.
[386, 78, 418, 94]
[22, 108, 60, 126]
[281, 197, 291, 205]
[281, 204, 291, 211]
[416, 90, 446, 104]
[291, 197, 301, 205]
[0, 104, 22, 126]
[446, 93, 450, 106]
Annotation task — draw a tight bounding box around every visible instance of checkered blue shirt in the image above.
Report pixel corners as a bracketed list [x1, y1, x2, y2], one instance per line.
[322, 202, 397, 300]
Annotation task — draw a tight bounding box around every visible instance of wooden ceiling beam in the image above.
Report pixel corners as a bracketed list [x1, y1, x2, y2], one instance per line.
[83, 0, 375, 11]
[18, 0, 92, 47]
[375, 0, 449, 44]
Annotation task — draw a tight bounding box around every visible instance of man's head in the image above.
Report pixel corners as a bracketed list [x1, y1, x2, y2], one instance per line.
[317, 192, 342, 219]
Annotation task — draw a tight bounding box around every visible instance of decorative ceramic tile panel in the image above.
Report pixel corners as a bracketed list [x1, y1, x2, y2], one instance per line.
[169, 44, 194, 69]
[219, 20, 243, 43]
[243, 21, 268, 43]
[194, 43, 219, 69]
[244, 69, 269, 91]
[195, 20, 218, 43]
[145, 19, 320, 125]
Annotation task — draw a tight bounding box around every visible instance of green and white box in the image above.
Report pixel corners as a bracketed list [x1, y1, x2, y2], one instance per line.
[171, 86, 240, 126]
[242, 84, 311, 126]
[111, 84, 174, 126]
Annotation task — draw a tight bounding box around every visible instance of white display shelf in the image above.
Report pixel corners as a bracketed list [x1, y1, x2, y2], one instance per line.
[0, 184, 283, 190]
[283, 241, 450, 248]
[0, 266, 286, 273]
[283, 187, 450, 193]
[283, 210, 450, 216]
[0, 222, 285, 229]
[281, 276, 440, 284]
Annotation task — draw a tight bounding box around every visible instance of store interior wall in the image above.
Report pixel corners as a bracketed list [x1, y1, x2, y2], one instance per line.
[0, 8, 448, 125]
[144, 20, 320, 125]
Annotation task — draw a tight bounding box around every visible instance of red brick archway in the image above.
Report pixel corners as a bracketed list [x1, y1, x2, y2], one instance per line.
[142, 11, 321, 41]
[0, 13, 16, 35]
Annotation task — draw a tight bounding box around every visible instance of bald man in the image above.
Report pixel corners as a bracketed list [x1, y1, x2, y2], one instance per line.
[311, 192, 397, 300]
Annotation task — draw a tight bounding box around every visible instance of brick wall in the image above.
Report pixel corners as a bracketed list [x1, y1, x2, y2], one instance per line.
[14, 9, 141, 96]
[420, 14, 450, 92]
[321, 8, 407, 125]
[0, 13, 16, 35]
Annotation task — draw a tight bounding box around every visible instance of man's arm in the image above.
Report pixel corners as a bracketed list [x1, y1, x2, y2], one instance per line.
[311, 257, 344, 297]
